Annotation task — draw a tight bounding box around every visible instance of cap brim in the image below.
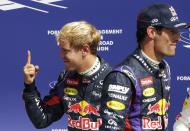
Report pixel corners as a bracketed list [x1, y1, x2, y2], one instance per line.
[174, 22, 190, 29]
[185, 23, 190, 28]
[137, 20, 190, 29]
[160, 20, 190, 29]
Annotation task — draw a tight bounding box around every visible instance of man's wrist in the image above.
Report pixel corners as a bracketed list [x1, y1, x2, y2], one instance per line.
[24, 81, 36, 92]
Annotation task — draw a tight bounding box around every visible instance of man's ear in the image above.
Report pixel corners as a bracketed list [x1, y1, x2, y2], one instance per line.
[81, 44, 90, 57]
[147, 26, 156, 39]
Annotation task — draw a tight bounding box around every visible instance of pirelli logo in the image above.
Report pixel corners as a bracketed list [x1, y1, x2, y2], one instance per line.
[0, 0, 67, 13]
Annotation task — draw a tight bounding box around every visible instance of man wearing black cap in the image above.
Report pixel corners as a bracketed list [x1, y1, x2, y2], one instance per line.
[99, 3, 190, 131]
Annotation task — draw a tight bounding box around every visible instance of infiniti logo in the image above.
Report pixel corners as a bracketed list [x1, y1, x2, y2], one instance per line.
[49, 81, 57, 88]
[151, 18, 158, 23]
[0, 0, 67, 13]
[180, 29, 190, 49]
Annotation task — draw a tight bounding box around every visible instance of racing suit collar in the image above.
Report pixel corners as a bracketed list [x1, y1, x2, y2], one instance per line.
[133, 49, 166, 75]
[77, 56, 111, 83]
[141, 50, 160, 70]
[79, 57, 100, 76]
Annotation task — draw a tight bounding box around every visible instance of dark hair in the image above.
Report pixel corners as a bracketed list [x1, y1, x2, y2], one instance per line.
[136, 26, 164, 46]
[136, 27, 147, 46]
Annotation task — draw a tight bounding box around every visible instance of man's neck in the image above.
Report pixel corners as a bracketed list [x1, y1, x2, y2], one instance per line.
[78, 55, 100, 76]
[141, 50, 160, 70]
[141, 50, 160, 64]
[141, 41, 163, 62]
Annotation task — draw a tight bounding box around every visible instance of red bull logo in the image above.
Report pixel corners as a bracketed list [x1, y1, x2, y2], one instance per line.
[142, 116, 168, 130]
[147, 99, 170, 115]
[142, 116, 162, 129]
[68, 115, 102, 130]
[68, 100, 100, 116]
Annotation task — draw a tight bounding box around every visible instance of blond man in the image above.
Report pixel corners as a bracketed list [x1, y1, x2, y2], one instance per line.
[23, 21, 112, 130]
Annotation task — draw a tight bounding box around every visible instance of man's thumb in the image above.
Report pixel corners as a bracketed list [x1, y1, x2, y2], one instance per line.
[35, 65, 40, 73]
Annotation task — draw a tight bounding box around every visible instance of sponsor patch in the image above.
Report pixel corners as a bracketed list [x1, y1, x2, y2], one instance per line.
[103, 109, 124, 119]
[121, 68, 136, 80]
[140, 76, 153, 87]
[63, 96, 76, 102]
[64, 87, 78, 96]
[108, 119, 117, 126]
[108, 93, 128, 101]
[142, 116, 162, 130]
[107, 100, 125, 110]
[68, 115, 102, 130]
[143, 87, 155, 97]
[92, 91, 101, 98]
[108, 84, 129, 94]
[105, 124, 120, 130]
[142, 97, 156, 103]
[68, 100, 100, 116]
[147, 99, 169, 115]
[165, 85, 170, 91]
[66, 79, 79, 86]
[142, 116, 168, 130]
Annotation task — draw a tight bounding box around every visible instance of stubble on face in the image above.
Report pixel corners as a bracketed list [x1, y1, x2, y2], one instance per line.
[154, 28, 179, 58]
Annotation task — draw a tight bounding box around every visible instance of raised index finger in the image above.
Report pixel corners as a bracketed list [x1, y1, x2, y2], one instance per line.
[26, 50, 31, 65]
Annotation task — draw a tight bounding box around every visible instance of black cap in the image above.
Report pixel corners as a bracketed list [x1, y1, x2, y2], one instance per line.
[137, 4, 190, 29]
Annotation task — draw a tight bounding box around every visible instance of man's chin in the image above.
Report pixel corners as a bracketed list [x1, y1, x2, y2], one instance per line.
[64, 66, 75, 71]
[166, 53, 176, 57]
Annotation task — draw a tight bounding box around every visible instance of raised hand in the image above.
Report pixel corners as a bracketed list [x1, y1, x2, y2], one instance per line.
[23, 50, 39, 84]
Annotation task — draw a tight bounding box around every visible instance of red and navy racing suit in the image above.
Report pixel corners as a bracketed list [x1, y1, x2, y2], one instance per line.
[23, 58, 112, 131]
[99, 49, 171, 131]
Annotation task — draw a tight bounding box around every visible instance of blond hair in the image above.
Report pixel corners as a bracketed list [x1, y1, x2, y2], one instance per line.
[57, 21, 100, 55]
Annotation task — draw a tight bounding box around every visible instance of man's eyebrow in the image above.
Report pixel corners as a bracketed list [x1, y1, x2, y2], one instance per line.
[61, 48, 70, 51]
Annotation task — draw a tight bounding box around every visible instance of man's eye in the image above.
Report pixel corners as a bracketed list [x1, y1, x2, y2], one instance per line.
[169, 29, 178, 34]
[62, 49, 70, 52]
